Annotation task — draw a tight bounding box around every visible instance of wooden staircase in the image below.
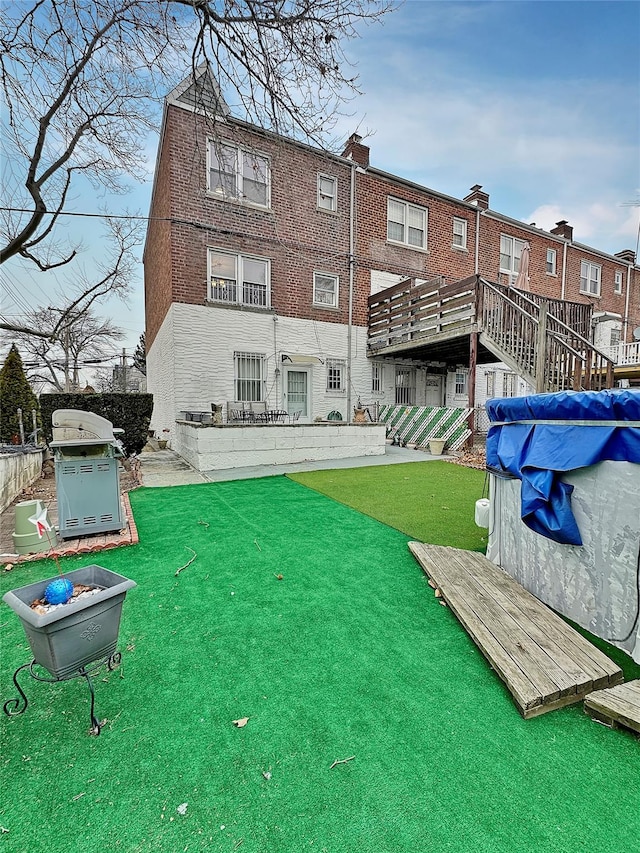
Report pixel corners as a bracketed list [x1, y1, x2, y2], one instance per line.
[367, 275, 615, 393]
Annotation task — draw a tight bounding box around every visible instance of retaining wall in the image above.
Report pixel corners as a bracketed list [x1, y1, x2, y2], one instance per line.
[174, 422, 386, 472]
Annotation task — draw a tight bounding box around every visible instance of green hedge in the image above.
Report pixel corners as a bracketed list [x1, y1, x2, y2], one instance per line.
[40, 393, 153, 455]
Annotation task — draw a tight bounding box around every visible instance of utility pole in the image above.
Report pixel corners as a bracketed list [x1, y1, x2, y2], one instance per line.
[121, 348, 127, 392]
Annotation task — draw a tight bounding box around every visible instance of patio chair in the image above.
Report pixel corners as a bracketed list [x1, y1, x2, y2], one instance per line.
[287, 410, 301, 424]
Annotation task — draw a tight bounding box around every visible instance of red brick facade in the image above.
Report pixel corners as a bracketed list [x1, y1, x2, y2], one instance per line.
[145, 88, 639, 350]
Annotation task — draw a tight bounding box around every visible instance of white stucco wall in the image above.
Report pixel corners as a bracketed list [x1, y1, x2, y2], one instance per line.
[175, 422, 387, 471]
[148, 303, 387, 439]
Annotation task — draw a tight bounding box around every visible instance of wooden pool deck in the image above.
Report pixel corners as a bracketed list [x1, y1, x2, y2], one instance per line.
[584, 681, 640, 734]
[409, 542, 623, 719]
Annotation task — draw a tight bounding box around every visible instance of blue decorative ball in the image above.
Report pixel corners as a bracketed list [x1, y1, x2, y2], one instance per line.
[44, 578, 74, 605]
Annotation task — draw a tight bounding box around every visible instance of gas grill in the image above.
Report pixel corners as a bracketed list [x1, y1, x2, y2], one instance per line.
[50, 409, 126, 539]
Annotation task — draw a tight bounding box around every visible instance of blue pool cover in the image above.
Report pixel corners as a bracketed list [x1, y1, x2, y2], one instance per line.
[486, 389, 640, 545]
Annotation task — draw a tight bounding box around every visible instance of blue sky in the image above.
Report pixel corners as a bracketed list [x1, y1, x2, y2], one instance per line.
[3, 0, 639, 363]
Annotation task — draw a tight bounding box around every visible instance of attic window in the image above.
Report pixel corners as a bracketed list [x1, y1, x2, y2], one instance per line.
[208, 140, 270, 207]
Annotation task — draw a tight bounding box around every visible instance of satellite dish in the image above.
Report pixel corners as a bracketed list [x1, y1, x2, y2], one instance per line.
[633, 328, 640, 341]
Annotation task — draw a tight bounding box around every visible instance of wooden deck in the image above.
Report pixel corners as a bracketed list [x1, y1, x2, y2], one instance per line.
[409, 543, 623, 718]
[584, 681, 640, 734]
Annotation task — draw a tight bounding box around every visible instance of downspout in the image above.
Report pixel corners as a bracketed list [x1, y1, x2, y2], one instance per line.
[624, 264, 631, 342]
[347, 162, 356, 420]
[560, 240, 567, 300]
[474, 208, 480, 274]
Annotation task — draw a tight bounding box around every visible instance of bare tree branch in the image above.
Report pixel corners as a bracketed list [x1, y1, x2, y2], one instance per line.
[1, 0, 391, 270]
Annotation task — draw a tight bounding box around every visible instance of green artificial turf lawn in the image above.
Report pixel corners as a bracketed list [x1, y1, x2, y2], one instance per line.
[288, 460, 488, 551]
[1, 476, 638, 853]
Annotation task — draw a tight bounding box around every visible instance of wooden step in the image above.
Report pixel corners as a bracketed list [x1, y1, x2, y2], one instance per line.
[584, 681, 640, 734]
[409, 542, 623, 719]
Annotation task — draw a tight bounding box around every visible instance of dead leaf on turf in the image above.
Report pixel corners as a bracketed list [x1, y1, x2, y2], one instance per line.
[232, 717, 249, 728]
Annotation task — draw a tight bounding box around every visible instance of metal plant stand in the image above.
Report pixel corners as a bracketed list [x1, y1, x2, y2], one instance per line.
[4, 651, 123, 735]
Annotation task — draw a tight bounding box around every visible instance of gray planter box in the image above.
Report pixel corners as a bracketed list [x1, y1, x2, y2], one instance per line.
[3, 566, 136, 679]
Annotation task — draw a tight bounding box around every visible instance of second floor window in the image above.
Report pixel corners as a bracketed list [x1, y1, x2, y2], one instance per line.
[313, 272, 339, 307]
[208, 140, 270, 206]
[326, 358, 346, 392]
[500, 235, 526, 276]
[209, 250, 270, 308]
[546, 248, 557, 275]
[452, 217, 467, 249]
[317, 174, 337, 211]
[614, 270, 623, 294]
[387, 198, 427, 249]
[580, 260, 601, 297]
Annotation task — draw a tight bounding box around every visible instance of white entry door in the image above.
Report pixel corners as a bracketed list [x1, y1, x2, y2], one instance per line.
[425, 375, 443, 407]
[284, 369, 309, 418]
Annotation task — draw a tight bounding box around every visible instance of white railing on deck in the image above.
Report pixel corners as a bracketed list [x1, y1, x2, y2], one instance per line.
[600, 341, 640, 365]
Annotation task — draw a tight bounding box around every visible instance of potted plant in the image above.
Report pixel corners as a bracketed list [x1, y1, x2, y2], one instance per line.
[428, 435, 447, 455]
[3, 565, 136, 733]
[157, 428, 170, 449]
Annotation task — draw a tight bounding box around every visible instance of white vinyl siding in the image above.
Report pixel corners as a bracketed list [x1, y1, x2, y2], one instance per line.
[387, 198, 427, 249]
[209, 249, 270, 308]
[313, 272, 339, 308]
[580, 261, 601, 296]
[500, 235, 526, 276]
[452, 217, 468, 249]
[235, 352, 265, 402]
[208, 140, 270, 206]
[317, 174, 337, 211]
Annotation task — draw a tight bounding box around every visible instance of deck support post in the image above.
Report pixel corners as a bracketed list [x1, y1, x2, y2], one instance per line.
[468, 331, 478, 446]
[535, 300, 548, 393]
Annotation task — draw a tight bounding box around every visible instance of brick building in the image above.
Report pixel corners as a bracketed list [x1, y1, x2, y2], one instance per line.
[144, 67, 639, 436]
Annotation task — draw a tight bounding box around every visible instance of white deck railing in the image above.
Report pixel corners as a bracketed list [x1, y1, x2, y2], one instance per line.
[599, 341, 640, 365]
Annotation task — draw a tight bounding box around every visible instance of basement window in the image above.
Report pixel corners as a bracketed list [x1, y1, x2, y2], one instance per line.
[235, 352, 265, 402]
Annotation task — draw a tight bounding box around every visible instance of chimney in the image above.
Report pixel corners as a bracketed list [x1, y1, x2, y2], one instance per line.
[341, 133, 370, 168]
[550, 220, 573, 241]
[615, 248, 636, 264]
[463, 184, 489, 210]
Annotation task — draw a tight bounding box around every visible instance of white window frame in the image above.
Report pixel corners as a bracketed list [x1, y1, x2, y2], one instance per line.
[580, 260, 601, 297]
[326, 358, 346, 392]
[452, 217, 468, 250]
[313, 272, 339, 308]
[502, 372, 516, 398]
[387, 198, 427, 250]
[395, 367, 416, 405]
[207, 139, 270, 207]
[486, 371, 495, 398]
[454, 371, 468, 397]
[371, 362, 383, 394]
[208, 249, 271, 308]
[317, 174, 337, 212]
[234, 351, 265, 402]
[610, 327, 621, 347]
[500, 234, 527, 277]
[546, 248, 557, 275]
[614, 270, 623, 294]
